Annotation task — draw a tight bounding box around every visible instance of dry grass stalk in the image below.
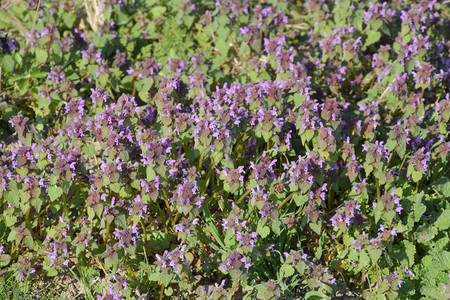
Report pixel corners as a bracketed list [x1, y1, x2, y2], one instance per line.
[83, 0, 105, 32]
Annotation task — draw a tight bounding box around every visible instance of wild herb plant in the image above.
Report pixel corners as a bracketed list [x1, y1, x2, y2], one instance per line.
[0, 0, 449, 299]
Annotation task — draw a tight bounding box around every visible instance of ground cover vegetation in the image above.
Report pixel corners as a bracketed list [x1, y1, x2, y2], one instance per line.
[0, 0, 449, 299]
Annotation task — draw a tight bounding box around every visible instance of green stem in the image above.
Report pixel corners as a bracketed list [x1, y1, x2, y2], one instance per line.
[207, 189, 224, 206]
[173, 212, 180, 226]
[198, 154, 204, 170]
[236, 188, 251, 205]
[375, 262, 381, 288]
[25, 206, 31, 226]
[398, 151, 410, 172]
[387, 152, 393, 166]
[105, 221, 111, 243]
[375, 177, 380, 202]
[159, 284, 164, 300]
[277, 192, 295, 211]
[162, 189, 174, 233]
[140, 220, 146, 244]
[201, 169, 213, 196]
[63, 193, 68, 219]
[327, 187, 334, 210]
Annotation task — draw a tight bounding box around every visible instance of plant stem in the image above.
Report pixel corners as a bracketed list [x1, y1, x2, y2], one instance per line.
[25, 206, 31, 226]
[375, 177, 380, 202]
[159, 284, 164, 300]
[398, 151, 410, 172]
[375, 262, 381, 288]
[162, 188, 173, 228]
[105, 221, 110, 243]
[63, 193, 68, 219]
[236, 188, 251, 205]
[277, 192, 295, 211]
[198, 153, 204, 170]
[173, 212, 180, 226]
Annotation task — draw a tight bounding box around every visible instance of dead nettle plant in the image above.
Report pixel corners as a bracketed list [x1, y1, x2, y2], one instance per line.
[0, 0, 449, 299]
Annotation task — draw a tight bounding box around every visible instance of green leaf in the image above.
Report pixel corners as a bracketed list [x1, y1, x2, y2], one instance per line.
[309, 222, 321, 235]
[146, 166, 156, 181]
[435, 177, 450, 197]
[435, 210, 450, 230]
[280, 264, 295, 278]
[390, 240, 415, 267]
[23, 235, 33, 249]
[82, 143, 95, 157]
[413, 193, 426, 223]
[411, 171, 422, 182]
[4, 189, 19, 207]
[150, 6, 166, 17]
[293, 194, 308, 207]
[48, 186, 63, 201]
[305, 290, 331, 300]
[294, 94, 306, 108]
[36, 48, 48, 64]
[87, 206, 95, 220]
[146, 231, 171, 253]
[63, 12, 77, 28]
[110, 182, 121, 193]
[358, 250, 370, 270]
[0, 221, 6, 239]
[30, 71, 48, 79]
[366, 30, 381, 46]
[257, 224, 270, 238]
[46, 267, 58, 277]
[201, 204, 226, 250]
[1, 54, 15, 72]
[164, 286, 173, 296]
[415, 224, 437, 244]
[369, 249, 382, 263]
[215, 38, 229, 57]
[114, 214, 127, 228]
[329, 248, 349, 271]
[0, 254, 11, 267]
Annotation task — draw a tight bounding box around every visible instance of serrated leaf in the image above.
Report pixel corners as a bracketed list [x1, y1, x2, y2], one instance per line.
[257, 225, 270, 238]
[164, 286, 173, 296]
[36, 48, 48, 64]
[150, 6, 166, 17]
[110, 182, 121, 193]
[87, 207, 95, 220]
[48, 186, 63, 201]
[293, 194, 308, 207]
[280, 264, 295, 278]
[0, 254, 11, 267]
[415, 224, 437, 243]
[215, 38, 229, 57]
[309, 222, 321, 234]
[82, 143, 95, 158]
[369, 248, 382, 263]
[412, 171, 422, 182]
[435, 210, 450, 230]
[413, 193, 426, 222]
[1, 54, 15, 72]
[146, 166, 156, 181]
[358, 250, 370, 271]
[114, 214, 127, 228]
[46, 267, 58, 276]
[23, 235, 33, 249]
[390, 240, 415, 267]
[435, 177, 450, 197]
[366, 30, 381, 46]
[4, 189, 19, 207]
